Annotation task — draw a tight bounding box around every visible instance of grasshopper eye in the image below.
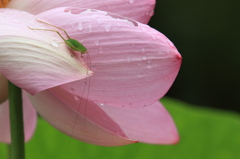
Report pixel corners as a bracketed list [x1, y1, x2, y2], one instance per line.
[82, 48, 88, 54]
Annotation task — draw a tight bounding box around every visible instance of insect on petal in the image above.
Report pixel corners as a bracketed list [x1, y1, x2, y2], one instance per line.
[0, 8, 92, 95]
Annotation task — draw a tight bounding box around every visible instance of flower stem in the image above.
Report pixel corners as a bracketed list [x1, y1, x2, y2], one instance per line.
[8, 81, 25, 159]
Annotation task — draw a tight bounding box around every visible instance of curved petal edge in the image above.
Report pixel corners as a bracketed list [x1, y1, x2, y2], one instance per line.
[0, 8, 92, 95]
[37, 7, 182, 108]
[100, 101, 180, 144]
[28, 89, 138, 146]
[8, 0, 155, 23]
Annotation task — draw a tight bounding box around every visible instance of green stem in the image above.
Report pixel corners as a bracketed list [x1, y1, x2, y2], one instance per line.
[8, 81, 25, 159]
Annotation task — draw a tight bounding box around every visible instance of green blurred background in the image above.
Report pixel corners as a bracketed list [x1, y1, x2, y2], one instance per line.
[1, 98, 240, 159]
[149, 0, 240, 112]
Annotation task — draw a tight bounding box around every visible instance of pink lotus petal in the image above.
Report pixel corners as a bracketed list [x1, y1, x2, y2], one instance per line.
[0, 91, 37, 143]
[28, 87, 138, 146]
[37, 8, 181, 108]
[7, 0, 155, 23]
[0, 73, 8, 104]
[0, 9, 91, 95]
[99, 101, 179, 144]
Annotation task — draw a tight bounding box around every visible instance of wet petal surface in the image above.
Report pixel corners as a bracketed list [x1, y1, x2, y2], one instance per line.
[36, 7, 181, 108]
[7, 0, 155, 23]
[0, 9, 91, 95]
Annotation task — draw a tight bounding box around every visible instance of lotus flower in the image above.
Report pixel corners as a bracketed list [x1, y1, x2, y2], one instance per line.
[0, 0, 182, 146]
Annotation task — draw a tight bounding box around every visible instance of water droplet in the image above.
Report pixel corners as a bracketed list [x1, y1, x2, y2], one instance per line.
[87, 70, 94, 76]
[137, 70, 144, 77]
[104, 24, 112, 32]
[100, 103, 104, 106]
[51, 40, 59, 47]
[99, 47, 103, 53]
[69, 87, 75, 93]
[142, 56, 147, 60]
[147, 61, 152, 68]
[88, 24, 92, 33]
[129, 0, 134, 3]
[149, 10, 154, 16]
[94, 40, 99, 46]
[74, 95, 80, 101]
[78, 22, 83, 30]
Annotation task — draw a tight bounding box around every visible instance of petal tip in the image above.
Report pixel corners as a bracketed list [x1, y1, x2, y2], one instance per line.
[176, 52, 182, 60]
[171, 134, 180, 145]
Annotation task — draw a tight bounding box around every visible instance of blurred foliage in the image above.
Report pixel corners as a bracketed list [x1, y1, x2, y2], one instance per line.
[149, 0, 240, 112]
[1, 97, 239, 159]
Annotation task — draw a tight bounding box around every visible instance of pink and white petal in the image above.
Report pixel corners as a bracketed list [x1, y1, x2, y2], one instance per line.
[99, 101, 179, 144]
[0, 91, 37, 143]
[0, 73, 8, 104]
[0, 9, 91, 95]
[7, 0, 155, 24]
[28, 87, 138, 146]
[37, 8, 182, 108]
